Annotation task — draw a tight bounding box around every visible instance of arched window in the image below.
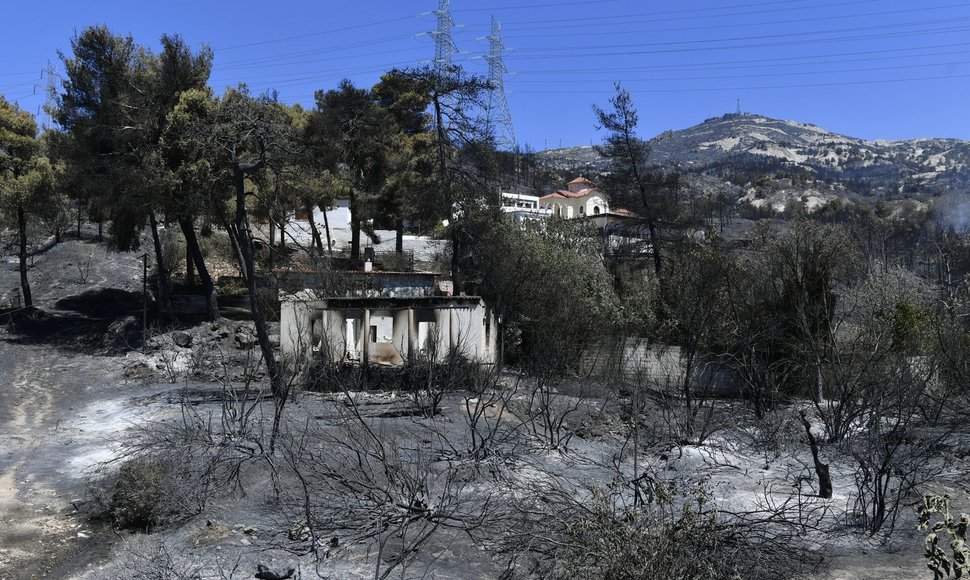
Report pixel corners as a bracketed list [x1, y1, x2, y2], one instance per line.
[594, 206, 601, 215]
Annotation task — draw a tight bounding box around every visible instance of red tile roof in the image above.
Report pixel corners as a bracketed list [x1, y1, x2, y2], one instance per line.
[541, 177, 606, 201]
[539, 188, 597, 200]
[539, 192, 566, 201]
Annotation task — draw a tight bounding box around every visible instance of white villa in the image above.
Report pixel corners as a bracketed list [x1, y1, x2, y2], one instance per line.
[500, 192, 552, 223]
[539, 177, 610, 219]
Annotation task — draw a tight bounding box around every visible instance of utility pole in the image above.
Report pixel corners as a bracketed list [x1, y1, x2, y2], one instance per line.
[485, 15, 516, 151]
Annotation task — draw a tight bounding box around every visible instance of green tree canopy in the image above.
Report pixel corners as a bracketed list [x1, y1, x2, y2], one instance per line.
[307, 79, 393, 260]
[0, 97, 53, 307]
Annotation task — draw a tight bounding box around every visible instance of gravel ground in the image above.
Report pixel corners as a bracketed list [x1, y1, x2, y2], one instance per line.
[0, 232, 143, 578]
[0, 341, 126, 579]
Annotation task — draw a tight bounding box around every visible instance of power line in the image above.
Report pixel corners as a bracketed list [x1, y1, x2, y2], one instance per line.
[196, 3, 970, 80]
[223, 59, 421, 93]
[214, 33, 420, 70]
[209, 57, 424, 87]
[453, 0, 622, 11]
[511, 42, 970, 75]
[211, 38, 970, 105]
[182, 2, 970, 103]
[509, 15, 970, 55]
[210, 46, 426, 80]
[0, 71, 38, 78]
[455, 0, 868, 16]
[214, 14, 419, 51]
[497, 0, 886, 28]
[508, 58, 970, 84]
[497, 2, 970, 40]
[514, 72, 970, 94]
[144, 34, 970, 91]
[4, 93, 37, 102]
[504, 24, 970, 59]
[207, 40, 970, 96]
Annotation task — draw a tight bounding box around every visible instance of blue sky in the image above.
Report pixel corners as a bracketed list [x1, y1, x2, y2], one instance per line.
[3, 0, 970, 149]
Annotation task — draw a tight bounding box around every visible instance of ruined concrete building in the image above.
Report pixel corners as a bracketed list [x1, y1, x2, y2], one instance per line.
[280, 271, 496, 367]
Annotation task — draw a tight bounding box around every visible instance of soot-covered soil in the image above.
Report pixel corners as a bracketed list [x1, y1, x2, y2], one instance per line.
[1, 233, 967, 579]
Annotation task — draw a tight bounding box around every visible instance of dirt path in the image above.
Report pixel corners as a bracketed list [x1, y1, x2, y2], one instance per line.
[0, 341, 122, 579]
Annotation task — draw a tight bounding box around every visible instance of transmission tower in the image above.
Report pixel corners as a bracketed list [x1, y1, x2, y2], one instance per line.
[33, 61, 60, 130]
[484, 16, 516, 150]
[430, 0, 457, 76]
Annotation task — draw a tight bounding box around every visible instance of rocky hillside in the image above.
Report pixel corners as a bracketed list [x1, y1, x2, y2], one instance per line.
[537, 113, 970, 201]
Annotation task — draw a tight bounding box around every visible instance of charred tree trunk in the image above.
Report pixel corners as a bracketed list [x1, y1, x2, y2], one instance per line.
[635, 180, 661, 275]
[450, 227, 462, 295]
[16, 205, 32, 308]
[433, 93, 461, 294]
[349, 188, 360, 261]
[231, 164, 283, 399]
[185, 241, 196, 286]
[148, 211, 176, 326]
[178, 215, 220, 321]
[306, 202, 323, 256]
[647, 218, 661, 275]
[681, 347, 695, 423]
[267, 220, 276, 273]
[799, 411, 833, 499]
[214, 196, 246, 277]
[322, 202, 333, 258]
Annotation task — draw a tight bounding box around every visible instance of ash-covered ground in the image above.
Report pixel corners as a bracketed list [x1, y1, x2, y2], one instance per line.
[0, 232, 966, 580]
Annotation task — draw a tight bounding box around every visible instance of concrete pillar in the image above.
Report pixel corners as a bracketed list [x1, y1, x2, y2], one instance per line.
[362, 308, 370, 365]
[407, 308, 416, 360]
[449, 308, 457, 353]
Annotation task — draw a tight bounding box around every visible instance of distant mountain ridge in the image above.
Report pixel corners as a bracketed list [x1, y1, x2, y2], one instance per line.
[537, 113, 970, 199]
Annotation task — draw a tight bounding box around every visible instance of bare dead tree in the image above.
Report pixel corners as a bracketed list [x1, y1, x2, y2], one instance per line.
[799, 410, 833, 499]
[273, 392, 493, 579]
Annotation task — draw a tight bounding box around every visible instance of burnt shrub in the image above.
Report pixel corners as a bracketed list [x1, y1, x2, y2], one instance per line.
[110, 457, 165, 531]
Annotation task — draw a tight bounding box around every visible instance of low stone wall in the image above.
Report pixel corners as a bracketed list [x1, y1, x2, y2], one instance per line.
[581, 339, 683, 386]
[580, 338, 738, 395]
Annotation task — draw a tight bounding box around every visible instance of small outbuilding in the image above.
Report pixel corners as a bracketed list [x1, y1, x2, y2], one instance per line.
[281, 291, 497, 368]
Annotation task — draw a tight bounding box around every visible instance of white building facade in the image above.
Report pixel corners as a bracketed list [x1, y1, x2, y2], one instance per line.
[281, 293, 497, 368]
[539, 177, 610, 219]
[500, 192, 552, 223]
